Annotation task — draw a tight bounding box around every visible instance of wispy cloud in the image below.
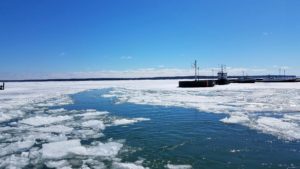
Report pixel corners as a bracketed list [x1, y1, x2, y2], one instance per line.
[120, 56, 133, 60]
[262, 32, 272, 36]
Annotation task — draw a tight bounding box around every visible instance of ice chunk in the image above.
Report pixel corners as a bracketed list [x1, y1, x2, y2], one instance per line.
[166, 164, 192, 169]
[82, 120, 105, 130]
[112, 162, 149, 169]
[220, 114, 250, 124]
[255, 117, 300, 140]
[0, 140, 35, 156]
[112, 118, 150, 126]
[75, 110, 109, 119]
[0, 154, 29, 169]
[0, 110, 24, 123]
[45, 160, 71, 169]
[47, 108, 66, 113]
[86, 141, 123, 157]
[42, 139, 123, 159]
[36, 125, 73, 133]
[20, 115, 72, 126]
[42, 140, 86, 159]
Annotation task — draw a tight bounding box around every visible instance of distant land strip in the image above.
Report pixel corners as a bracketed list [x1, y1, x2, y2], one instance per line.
[1, 75, 299, 82]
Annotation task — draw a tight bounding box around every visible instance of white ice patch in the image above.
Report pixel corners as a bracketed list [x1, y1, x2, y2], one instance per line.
[0, 154, 30, 169]
[82, 120, 105, 130]
[42, 140, 86, 159]
[20, 115, 72, 126]
[220, 114, 250, 124]
[166, 164, 192, 169]
[112, 162, 149, 169]
[284, 114, 300, 121]
[45, 160, 71, 169]
[0, 140, 35, 157]
[36, 95, 73, 107]
[47, 108, 66, 114]
[75, 110, 109, 119]
[255, 117, 300, 140]
[42, 139, 123, 159]
[112, 118, 150, 126]
[0, 110, 24, 123]
[36, 125, 73, 133]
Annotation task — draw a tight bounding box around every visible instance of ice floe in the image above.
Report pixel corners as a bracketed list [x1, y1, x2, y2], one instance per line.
[42, 139, 123, 159]
[112, 118, 150, 126]
[75, 109, 109, 119]
[0, 154, 30, 169]
[45, 160, 71, 169]
[0, 140, 35, 157]
[166, 164, 192, 169]
[20, 115, 72, 126]
[82, 120, 105, 130]
[112, 162, 149, 169]
[36, 125, 73, 133]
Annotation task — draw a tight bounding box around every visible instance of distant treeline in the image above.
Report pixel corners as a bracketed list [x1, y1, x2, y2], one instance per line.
[1, 75, 298, 82]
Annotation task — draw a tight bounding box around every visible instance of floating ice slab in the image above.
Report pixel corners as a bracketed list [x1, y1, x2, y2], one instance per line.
[112, 162, 149, 169]
[166, 164, 192, 169]
[75, 110, 109, 119]
[20, 115, 72, 126]
[42, 139, 123, 159]
[36, 125, 73, 133]
[0, 140, 35, 157]
[113, 118, 150, 126]
[42, 139, 85, 159]
[0, 154, 30, 169]
[82, 120, 105, 130]
[45, 160, 71, 169]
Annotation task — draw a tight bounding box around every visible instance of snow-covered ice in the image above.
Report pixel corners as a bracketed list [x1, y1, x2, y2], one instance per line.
[1, 80, 300, 168]
[112, 162, 149, 169]
[42, 139, 123, 159]
[20, 115, 72, 126]
[82, 120, 105, 130]
[166, 164, 193, 169]
[112, 117, 150, 126]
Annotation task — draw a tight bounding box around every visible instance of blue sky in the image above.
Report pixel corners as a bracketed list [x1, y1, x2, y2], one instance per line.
[0, 0, 300, 79]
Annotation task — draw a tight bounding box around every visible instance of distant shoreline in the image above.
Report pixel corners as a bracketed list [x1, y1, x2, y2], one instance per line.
[1, 75, 299, 82]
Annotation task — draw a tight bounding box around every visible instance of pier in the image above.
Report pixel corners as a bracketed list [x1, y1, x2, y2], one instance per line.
[0, 82, 4, 90]
[178, 60, 215, 88]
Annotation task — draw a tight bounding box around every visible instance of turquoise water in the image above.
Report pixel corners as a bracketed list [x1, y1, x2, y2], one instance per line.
[61, 89, 300, 169]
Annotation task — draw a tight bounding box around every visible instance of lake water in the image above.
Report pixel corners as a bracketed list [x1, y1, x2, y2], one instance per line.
[58, 89, 300, 169]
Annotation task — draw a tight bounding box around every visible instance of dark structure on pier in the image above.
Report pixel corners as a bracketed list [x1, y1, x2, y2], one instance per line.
[233, 72, 256, 83]
[216, 65, 230, 85]
[179, 60, 215, 88]
[179, 80, 215, 88]
[0, 82, 4, 90]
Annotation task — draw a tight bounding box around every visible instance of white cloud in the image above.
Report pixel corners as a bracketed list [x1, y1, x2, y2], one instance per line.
[1, 66, 299, 80]
[120, 56, 133, 60]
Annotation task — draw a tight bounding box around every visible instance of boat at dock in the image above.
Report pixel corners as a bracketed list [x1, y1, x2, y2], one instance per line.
[216, 65, 230, 85]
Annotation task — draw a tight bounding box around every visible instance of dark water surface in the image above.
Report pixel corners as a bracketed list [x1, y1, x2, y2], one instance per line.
[62, 89, 300, 169]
